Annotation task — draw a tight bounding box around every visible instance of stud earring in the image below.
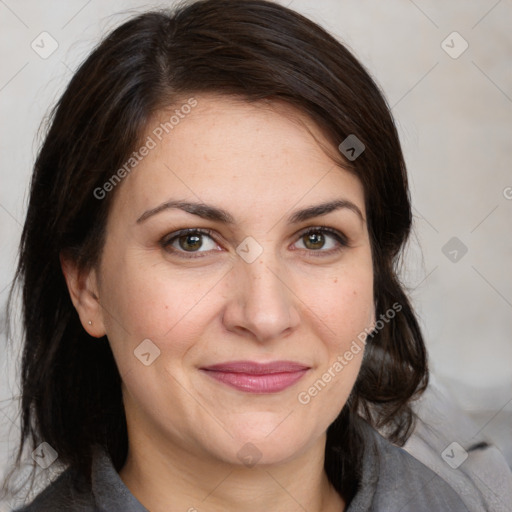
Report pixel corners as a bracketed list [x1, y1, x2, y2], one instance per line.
[88, 320, 92, 325]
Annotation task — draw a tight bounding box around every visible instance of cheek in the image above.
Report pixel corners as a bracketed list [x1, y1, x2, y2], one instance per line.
[305, 267, 374, 348]
[295, 277, 371, 422]
[98, 254, 224, 361]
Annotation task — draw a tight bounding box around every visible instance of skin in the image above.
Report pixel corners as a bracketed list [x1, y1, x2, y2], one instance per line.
[62, 94, 376, 512]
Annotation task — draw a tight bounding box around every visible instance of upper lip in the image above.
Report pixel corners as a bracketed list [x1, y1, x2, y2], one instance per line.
[200, 360, 310, 374]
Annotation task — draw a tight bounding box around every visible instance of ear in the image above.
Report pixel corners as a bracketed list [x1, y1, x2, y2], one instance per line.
[60, 252, 106, 338]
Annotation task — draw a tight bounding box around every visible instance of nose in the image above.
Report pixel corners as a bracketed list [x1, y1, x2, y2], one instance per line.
[222, 256, 301, 344]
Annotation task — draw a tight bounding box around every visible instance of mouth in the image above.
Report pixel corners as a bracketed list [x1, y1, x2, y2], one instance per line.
[199, 360, 310, 393]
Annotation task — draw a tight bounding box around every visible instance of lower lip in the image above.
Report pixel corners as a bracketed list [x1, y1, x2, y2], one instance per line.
[201, 369, 309, 393]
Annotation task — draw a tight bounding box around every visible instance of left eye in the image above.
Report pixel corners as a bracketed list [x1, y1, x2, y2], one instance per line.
[161, 227, 348, 258]
[293, 227, 348, 254]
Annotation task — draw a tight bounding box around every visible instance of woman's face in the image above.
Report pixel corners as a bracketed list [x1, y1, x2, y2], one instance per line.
[89, 95, 375, 466]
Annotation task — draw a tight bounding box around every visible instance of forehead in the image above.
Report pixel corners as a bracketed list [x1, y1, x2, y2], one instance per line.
[111, 94, 365, 221]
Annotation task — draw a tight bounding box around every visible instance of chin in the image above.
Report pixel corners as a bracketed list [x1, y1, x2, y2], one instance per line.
[220, 421, 317, 467]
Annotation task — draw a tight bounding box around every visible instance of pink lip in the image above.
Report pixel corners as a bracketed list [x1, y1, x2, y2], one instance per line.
[200, 361, 310, 393]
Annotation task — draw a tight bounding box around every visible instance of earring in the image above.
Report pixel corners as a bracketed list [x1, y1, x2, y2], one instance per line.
[88, 320, 92, 325]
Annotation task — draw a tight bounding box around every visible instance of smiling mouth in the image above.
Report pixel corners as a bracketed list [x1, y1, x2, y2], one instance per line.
[199, 360, 310, 393]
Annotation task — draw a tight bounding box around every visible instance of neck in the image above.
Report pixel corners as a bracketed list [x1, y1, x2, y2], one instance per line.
[119, 429, 345, 512]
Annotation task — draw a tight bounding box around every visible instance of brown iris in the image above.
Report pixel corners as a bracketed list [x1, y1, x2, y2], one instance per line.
[178, 233, 203, 251]
[303, 231, 325, 250]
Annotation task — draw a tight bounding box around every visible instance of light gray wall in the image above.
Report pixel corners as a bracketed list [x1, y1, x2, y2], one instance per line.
[1, 0, 511, 485]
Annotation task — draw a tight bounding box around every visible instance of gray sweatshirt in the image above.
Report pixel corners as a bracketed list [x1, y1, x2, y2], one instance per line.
[13, 420, 469, 511]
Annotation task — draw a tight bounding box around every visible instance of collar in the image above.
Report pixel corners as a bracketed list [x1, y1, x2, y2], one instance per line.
[91, 445, 148, 511]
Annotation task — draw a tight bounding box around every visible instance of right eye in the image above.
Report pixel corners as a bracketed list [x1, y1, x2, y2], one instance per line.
[161, 228, 222, 258]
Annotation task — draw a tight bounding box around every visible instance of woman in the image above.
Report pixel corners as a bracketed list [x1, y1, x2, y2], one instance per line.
[5, 0, 469, 510]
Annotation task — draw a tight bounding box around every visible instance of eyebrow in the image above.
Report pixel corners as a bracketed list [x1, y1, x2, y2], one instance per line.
[136, 198, 364, 225]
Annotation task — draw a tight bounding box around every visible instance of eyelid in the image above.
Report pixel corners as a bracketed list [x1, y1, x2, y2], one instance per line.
[296, 226, 349, 246]
[290, 226, 350, 257]
[160, 228, 220, 258]
[160, 226, 350, 258]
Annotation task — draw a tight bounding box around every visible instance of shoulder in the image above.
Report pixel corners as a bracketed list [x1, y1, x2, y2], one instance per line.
[347, 420, 470, 512]
[12, 446, 147, 512]
[12, 468, 95, 512]
[372, 427, 470, 511]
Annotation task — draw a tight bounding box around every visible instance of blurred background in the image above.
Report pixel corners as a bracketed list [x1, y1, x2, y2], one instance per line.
[0, 0, 511, 505]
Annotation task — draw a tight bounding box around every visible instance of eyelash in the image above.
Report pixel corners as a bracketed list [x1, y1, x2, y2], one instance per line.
[160, 227, 349, 259]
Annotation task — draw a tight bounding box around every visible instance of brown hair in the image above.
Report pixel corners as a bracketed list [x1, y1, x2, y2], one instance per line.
[6, 0, 427, 504]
